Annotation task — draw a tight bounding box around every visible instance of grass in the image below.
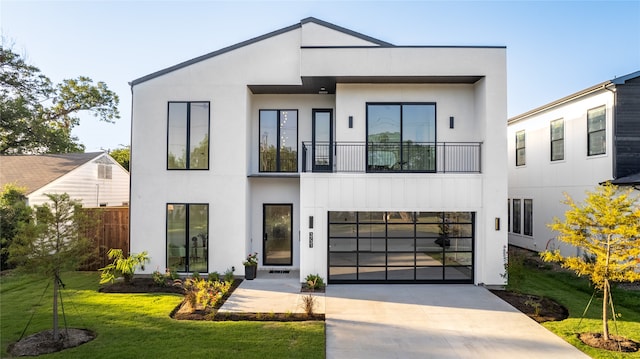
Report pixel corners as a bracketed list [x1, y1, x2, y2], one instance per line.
[0, 271, 325, 359]
[516, 265, 640, 358]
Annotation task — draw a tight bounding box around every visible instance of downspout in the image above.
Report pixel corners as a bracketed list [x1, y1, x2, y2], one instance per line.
[603, 83, 616, 179]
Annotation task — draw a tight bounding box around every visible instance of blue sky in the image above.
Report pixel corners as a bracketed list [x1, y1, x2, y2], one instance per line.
[2, 0, 639, 152]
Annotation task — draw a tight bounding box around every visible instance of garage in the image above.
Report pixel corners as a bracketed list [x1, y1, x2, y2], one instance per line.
[328, 211, 474, 283]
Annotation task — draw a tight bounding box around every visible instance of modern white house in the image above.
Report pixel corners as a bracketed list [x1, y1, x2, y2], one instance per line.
[129, 17, 508, 285]
[508, 71, 640, 256]
[0, 152, 130, 207]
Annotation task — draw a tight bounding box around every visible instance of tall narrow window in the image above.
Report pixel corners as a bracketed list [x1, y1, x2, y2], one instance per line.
[507, 199, 511, 232]
[550, 119, 564, 161]
[167, 102, 210, 169]
[259, 110, 298, 172]
[367, 103, 436, 172]
[167, 204, 209, 273]
[515, 130, 525, 166]
[512, 199, 521, 234]
[523, 199, 533, 236]
[587, 106, 606, 156]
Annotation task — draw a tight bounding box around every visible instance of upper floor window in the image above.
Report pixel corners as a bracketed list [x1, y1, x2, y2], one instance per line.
[550, 119, 564, 161]
[587, 106, 606, 156]
[367, 103, 436, 172]
[259, 110, 298, 172]
[515, 130, 525, 166]
[167, 102, 210, 170]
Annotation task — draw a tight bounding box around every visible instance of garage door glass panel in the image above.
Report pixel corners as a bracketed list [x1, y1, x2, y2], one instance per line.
[388, 267, 415, 280]
[330, 267, 356, 280]
[359, 253, 385, 266]
[330, 252, 356, 266]
[445, 266, 472, 280]
[358, 212, 385, 223]
[359, 223, 386, 237]
[416, 238, 442, 252]
[329, 211, 356, 222]
[387, 224, 414, 237]
[387, 237, 413, 251]
[388, 253, 415, 266]
[416, 267, 443, 280]
[358, 267, 386, 280]
[446, 238, 472, 251]
[358, 237, 385, 251]
[329, 237, 356, 251]
[330, 224, 357, 237]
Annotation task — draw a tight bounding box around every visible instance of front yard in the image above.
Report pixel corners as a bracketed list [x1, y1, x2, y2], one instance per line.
[0, 272, 325, 358]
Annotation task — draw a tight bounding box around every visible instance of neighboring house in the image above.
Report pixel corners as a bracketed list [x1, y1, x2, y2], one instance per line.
[0, 152, 130, 207]
[129, 17, 507, 285]
[508, 71, 640, 256]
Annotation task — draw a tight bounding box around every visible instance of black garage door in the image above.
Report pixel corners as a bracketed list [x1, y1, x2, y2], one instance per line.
[328, 211, 474, 283]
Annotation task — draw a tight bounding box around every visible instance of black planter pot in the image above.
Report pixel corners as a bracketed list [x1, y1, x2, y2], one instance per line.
[245, 265, 257, 280]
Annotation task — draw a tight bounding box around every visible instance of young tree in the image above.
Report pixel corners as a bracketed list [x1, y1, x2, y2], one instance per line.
[0, 183, 31, 270]
[0, 46, 119, 154]
[542, 183, 640, 340]
[7, 193, 96, 341]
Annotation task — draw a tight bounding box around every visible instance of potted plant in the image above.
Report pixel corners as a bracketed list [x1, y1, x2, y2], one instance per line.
[243, 252, 258, 280]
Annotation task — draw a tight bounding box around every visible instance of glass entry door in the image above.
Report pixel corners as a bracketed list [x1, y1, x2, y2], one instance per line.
[263, 204, 293, 265]
[312, 109, 332, 172]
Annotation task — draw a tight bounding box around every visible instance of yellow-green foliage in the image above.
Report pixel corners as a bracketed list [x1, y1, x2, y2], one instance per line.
[542, 182, 640, 340]
[542, 183, 640, 289]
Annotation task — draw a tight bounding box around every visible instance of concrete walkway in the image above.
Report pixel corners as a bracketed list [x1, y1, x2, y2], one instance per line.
[220, 275, 588, 358]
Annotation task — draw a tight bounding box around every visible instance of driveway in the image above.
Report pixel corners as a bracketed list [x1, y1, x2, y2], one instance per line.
[325, 284, 589, 359]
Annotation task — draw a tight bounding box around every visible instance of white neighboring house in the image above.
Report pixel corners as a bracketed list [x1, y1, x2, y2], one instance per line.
[508, 71, 640, 257]
[129, 17, 508, 285]
[0, 152, 130, 207]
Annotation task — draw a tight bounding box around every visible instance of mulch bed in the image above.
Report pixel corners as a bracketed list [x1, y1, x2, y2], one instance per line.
[98, 277, 186, 294]
[489, 290, 568, 323]
[579, 333, 639, 352]
[7, 329, 96, 357]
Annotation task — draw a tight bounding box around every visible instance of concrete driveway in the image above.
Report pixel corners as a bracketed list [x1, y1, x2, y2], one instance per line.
[325, 284, 589, 359]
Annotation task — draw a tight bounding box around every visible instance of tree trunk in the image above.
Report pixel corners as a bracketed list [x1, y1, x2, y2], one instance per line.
[602, 279, 609, 340]
[53, 272, 59, 342]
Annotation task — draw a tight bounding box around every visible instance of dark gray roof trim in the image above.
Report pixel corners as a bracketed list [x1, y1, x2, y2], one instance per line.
[509, 70, 640, 124]
[130, 17, 395, 86]
[608, 172, 640, 186]
[300, 17, 393, 47]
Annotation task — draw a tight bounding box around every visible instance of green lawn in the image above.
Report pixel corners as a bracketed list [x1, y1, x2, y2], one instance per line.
[0, 272, 325, 358]
[517, 266, 640, 358]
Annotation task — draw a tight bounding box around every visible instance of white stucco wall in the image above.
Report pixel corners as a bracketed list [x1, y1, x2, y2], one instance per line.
[508, 90, 615, 256]
[28, 154, 129, 208]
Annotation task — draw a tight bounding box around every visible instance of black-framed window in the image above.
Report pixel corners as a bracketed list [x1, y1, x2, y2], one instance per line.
[550, 119, 564, 161]
[507, 199, 511, 232]
[367, 103, 436, 172]
[512, 199, 521, 234]
[515, 130, 525, 166]
[259, 110, 298, 172]
[167, 102, 210, 169]
[587, 106, 606, 156]
[523, 199, 533, 236]
[166, 203, 208, 273]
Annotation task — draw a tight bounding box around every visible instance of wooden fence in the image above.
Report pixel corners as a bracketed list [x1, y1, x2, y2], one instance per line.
[80, 207, 129, 271]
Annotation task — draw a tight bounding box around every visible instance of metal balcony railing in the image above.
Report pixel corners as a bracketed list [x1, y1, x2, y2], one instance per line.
[302, 142, 481, 173]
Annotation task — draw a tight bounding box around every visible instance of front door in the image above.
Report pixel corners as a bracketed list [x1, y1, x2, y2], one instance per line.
[263, 204, 293, 265]
[312, 109, 332, 172]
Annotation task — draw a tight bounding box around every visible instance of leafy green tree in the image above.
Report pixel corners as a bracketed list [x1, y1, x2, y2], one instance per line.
[542, 183, 640, 340]
[7, 193, 96, 341]
[0, 183, 31, 270]
[109, 146, 130, 171]
[0, 46, 119, 154]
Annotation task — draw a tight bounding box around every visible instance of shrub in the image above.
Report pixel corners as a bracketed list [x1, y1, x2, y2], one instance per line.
[305, 273, 325, 291]
[301, 294, 316, 316]
[99, 249, 149, 284]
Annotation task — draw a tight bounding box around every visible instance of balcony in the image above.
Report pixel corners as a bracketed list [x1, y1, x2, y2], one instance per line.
[302, 142, 481, 173]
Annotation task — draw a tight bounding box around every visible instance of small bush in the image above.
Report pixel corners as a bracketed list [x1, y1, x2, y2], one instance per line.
[224, 268, 235, 282]
[305, 274, 325, 291]
[301, 294, 316, 316]
[208, 272, 221, 282]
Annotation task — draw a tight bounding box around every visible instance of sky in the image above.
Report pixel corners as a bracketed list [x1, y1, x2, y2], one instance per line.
[1, 0, 639, 152]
